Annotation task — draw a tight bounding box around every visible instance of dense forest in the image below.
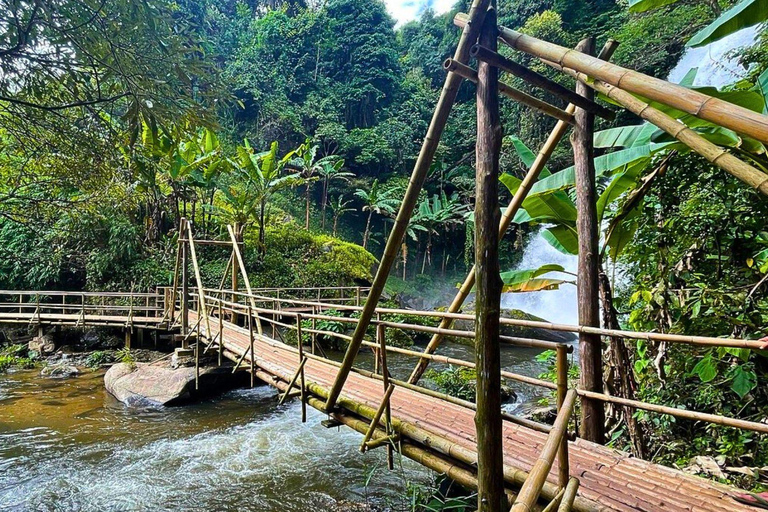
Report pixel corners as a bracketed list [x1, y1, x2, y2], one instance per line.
[1, 0, 768, 489]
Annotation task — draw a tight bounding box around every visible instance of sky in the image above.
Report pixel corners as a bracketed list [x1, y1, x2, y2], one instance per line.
[384, 0, 455, 26]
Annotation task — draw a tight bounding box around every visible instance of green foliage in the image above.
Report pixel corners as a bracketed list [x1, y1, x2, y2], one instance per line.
[424, 367, 477, 402]
[0, 344, 38, 373]
[116, 348, 136, 368]
[85, 351, 115, 369]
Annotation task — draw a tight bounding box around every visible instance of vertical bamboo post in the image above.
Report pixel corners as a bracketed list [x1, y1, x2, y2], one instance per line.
[248, 305, 255, 388]
[571, 37, 605, 444]
[324, 0, 492, 412]
[231, 222, 239, 325]
[272, 300, 277, 338]
[218, 298, 224, 367]
[377, 321, 394, 470]
[181, 219, 189, 342]
[556, 344, 570, 489]
[407, 40, 620, 385]
[297, 313, 307, 423]
[355, 287, 361, 307]
[474, 7, 505, 512]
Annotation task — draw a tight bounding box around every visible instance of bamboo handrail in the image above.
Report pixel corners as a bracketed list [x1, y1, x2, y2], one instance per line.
[454, 13, 768, 144]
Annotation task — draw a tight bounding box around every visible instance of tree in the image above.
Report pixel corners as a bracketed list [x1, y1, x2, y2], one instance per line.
[412, 192, 466, 274]
[291, 139, 344, 229]
[354, 179, 399, 249]
[328, 195, 354, 237]
[318, 160, 353, 230]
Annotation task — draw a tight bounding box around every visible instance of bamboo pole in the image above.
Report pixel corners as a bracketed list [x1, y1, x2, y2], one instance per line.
[378, 322, 394, 469]
[278, 357, 308, 405]
[511, 390, 577, 512]
[407, 40, 620, 385]
[571, 37, 604, 444]
[557, 479, 580, 512]
[556, 65, 768, 196]
[248, 306, 255, 388]
[444, 59, 575, 125]
[181, 220, 189, 339]
[324, 0, 493, 412]
[359, 383, 396, 452]
[218, 299, 224, 366]
[297, 313, 306, 422]
[555, 345, 569, 489]
[454, 13, 768, 144]
[475, 8, 505, 511]
[185, 221, 213, 346]
[469, 45, 614, 120]
[227, 224, 263, 334]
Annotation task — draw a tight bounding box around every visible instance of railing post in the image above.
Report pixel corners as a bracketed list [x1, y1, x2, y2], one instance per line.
[355, 286, 361, 307]
[218, 298, 224, 366]
[297, 313, 306, 423]
[271, 300, 277, 338]
[377, 321, 394, 470]
[311, 306, 317, 355]
[181, 219, 190, 340]
[556, 343, 570, 489]
[248, 305, 255, 388]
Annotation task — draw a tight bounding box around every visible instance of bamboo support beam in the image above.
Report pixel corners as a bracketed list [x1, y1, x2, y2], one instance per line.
[469, 45, 614, 120]
[359, 383, 396, 452]
[444, 59, 575, 124]
[557, 478, 580, 512]
[557, 65, 768, 196]
[278, 357, 308, 405]
[511, 390, 577, 512]
[324, 0, 493, 412]
[454, 13, 768, 144]
[407, 39, 620, 385]
[227, 224, 263, 334]
[297, 313, 306, 422]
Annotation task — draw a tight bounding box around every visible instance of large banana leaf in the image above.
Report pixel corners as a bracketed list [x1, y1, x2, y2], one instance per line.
[596, 158, 649, 220]
[501, 264, 573, 292]
[542, 225, 579, 255]
[687, 0, 768, 47]
[594, 124, 659, 149]
[500, 173, 577, 225]
[605, 210, 640, 260]
[506, 135, 551, 177]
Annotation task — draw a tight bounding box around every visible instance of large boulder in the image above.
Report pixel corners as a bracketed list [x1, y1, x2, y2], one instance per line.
[29, 334, 55, 355]
[104, 362, 247, 406]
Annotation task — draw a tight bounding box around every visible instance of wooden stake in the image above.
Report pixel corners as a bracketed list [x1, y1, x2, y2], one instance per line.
[475, 8, 504, 512]
[571, 37, 604, 444]
[407, 40, 620, 385]
[323, 0, 492, 412]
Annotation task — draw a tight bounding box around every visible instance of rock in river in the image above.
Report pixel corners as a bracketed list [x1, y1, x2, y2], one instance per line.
[104, 362, 247, 406]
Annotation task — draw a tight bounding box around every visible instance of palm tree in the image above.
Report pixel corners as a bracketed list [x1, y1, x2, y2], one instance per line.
[329, 195, 354, 237]
[317, 159, 353, 230]
[215, 140, 300, 256]
[291, 139, 342, 230]
[355, 179, 399, 249]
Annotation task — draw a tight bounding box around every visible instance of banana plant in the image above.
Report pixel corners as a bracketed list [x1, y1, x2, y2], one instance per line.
[412, 191, 468, 274]
[355, 179, 400, 249]
[329, 195, 355, 237]
[317, 158, 352, 230]
[291, 139, 344, 230]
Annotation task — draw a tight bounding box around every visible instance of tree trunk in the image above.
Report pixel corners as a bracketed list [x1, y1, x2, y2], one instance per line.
[363, 211, 372, 249]
[402, 242, 408, 280]
[321, 178, 328, 230]
[333, 214, 339, 237]
[259, 199, 266, 258]
[474, 8, 505, 512]
[599, 268, 648, 459]
[571, 36, 605, 444]
[305, 183, 311, 229]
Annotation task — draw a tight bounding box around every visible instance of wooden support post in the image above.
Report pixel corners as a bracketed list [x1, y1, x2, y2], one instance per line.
[475, 8, 504, 512]
[571, 37, 604, 444]
[377, 322, 394, 470]
[231, 222, 239, 325]
[556, 344, 570, 489]
[248, 306, 255, 388]
[407, 40, 620, 385]
[181, 220, 190, 342]
[218, 299, 224, 366]
[311, 306, 317, 355]
[324, 0, 492, 412]
[297, 313, 306, 423]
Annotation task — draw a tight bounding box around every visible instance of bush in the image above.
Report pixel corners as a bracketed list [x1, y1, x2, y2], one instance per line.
[85, 350, 114, 368]
[424, 367, 477, 402]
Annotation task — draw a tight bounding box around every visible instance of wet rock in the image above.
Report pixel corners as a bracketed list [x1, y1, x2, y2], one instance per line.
[41, 363, 79, 378]
[526, 405, 557, 424]
[104, 362, 247, 406]
[29, 334, 55, 355]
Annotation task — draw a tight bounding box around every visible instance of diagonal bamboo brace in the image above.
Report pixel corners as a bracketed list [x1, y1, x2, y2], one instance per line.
[407, 39, 620, 385]
[359, 383, 396, 452]
[278, 356, 308, 405]
[323, 0, 493, 412]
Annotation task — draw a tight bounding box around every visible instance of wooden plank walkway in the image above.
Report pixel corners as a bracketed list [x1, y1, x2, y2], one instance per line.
[196, 311, 753, 512]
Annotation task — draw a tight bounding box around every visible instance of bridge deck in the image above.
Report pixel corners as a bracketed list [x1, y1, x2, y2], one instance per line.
[0, 312, 163, 327]
[197, 312, 751, 512]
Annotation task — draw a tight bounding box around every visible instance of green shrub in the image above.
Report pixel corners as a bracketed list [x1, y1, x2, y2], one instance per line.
[85, 350, 114, 368]
[424, 367, 477, 402]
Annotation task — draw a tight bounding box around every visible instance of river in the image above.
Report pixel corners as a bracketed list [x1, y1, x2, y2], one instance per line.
[0, 339, 551, 511]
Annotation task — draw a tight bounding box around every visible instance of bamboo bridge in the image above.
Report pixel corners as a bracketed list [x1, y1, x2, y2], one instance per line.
[1, 281, 765, 512]
[4, 0, 768, 509]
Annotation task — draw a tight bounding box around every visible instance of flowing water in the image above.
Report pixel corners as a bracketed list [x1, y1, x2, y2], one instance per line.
[0, 339, 552, 511]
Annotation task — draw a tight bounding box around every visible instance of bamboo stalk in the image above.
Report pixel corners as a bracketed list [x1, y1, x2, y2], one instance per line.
[378, 322, 394, 469]
[454, 13, 768, 144]
[557, 65, 768, 195]
[227, 225, 263, 334]
[444, 59, 575, 124]
[185, 221, 213, 344]
[469, 45, 614, 120]
[555, 345, 569, 489]
[511, 390, 577, 512]
[557, 478, 580, 512]
[359, 383, 396, 452]
[324, 0, 493, 412]
[278, 357, 308, 405]
[407, 40, 620, 385]
[297, 313, 306, 422]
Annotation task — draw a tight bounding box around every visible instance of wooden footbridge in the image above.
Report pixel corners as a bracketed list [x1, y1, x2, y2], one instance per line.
[1, 283, 766, 512]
